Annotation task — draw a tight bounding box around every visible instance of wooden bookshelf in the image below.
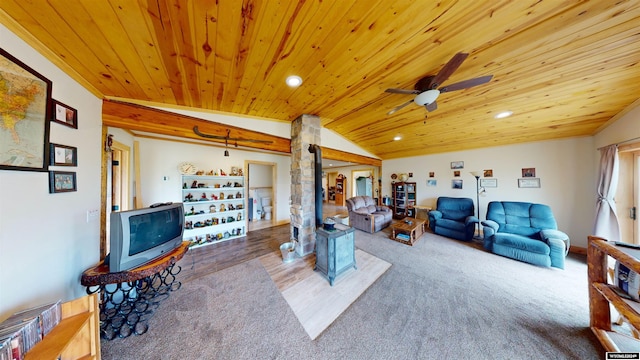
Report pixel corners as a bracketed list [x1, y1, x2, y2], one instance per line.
[334, 174, 346, 207]
[24, 293, 100, 359]
[588, 236, 640, 353]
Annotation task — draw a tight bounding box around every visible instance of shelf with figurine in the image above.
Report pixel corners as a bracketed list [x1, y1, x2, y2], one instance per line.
[187, 231, 246, 248]
[182, 178, 244, 190]
[180, 171, 246, 249]
[182, 191, 244, 204]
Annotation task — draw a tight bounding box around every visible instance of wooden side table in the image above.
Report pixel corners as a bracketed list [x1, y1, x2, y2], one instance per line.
[81, 241, 189, 340]
[390, 218, 426, 246]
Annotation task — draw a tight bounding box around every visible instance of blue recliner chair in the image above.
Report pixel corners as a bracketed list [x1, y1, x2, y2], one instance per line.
[428, 197, 479, 241]
[482, 201, 570, 269]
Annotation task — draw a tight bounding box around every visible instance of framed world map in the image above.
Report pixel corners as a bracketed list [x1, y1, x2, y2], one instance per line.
[0, 48, 52, 172]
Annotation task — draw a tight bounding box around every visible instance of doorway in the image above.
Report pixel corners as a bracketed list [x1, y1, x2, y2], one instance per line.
[352, 169, 373, 197]
[247, 161, 277, 232]
[105, 139, 131, 255]
[618, 143, 640, 244]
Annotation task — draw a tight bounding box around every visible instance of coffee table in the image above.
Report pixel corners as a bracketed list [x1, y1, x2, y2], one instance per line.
[390, 218, 426, 246]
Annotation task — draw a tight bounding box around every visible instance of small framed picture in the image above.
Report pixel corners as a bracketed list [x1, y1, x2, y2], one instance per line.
[451, 161, 464, 169]
[480, 178, 497, 188]
[429, 172, 435, 178]
[452, 179, 463, 189]
[453, 170, 460, 177]
[427, 179, 437, 187]
[483, 169, 493, 177]
[522, 168, 536, 177]
[51, 99, 78, 129]
[49, 171, 77, 193]
[518, 178, 540, 188]
[49, 143, 77, 166]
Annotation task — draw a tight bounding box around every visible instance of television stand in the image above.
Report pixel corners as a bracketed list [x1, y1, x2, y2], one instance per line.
[81, 241, 189, 340]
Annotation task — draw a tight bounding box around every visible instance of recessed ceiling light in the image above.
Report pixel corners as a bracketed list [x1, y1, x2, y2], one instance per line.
[286, 75, 302, 87]
[393, 136, 402, 141]
[495, 111, 513, 119]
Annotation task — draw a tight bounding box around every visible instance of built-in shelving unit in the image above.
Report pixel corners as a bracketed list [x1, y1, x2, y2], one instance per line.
[588, 235, 640, 353]
[391, 181, 416, 219]
[181, 175, 247, 247]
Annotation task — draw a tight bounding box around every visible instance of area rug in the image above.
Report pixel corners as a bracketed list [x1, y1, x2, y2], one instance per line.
[259, 249, 391, 339]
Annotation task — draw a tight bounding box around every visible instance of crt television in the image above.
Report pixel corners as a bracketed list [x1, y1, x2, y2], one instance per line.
[108, 202, 184, 272]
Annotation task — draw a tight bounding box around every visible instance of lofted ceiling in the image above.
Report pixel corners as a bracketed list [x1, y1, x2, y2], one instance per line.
[1, 1, 639, 160]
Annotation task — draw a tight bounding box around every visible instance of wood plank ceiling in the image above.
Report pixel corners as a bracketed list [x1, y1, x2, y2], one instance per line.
[1, 1, 639, 160]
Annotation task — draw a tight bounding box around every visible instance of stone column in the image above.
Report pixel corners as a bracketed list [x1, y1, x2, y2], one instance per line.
[290, 114, 321, 257]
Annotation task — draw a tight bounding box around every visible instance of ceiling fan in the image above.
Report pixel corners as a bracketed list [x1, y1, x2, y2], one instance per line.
[385, 52, 493, 115]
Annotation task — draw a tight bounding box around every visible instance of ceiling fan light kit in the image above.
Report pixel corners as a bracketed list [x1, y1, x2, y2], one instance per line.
[414, 90, 440, 106]
[385, 52, 493, 115]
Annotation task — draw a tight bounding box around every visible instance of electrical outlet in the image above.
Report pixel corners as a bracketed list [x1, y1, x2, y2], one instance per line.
[86, 209, 99, 223]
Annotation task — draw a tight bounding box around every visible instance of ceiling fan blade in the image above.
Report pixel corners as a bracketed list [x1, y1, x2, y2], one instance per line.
[387, 99, 414, 115]
[425, 101, 437, 112]
[439, 75, 493, 93]
[385, 88, 420, 95]
[428, 52, 469, 89]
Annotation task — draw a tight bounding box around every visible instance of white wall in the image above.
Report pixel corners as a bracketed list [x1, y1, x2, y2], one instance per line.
[151, 106, 379, 159]
[382, 137, 596, 248]
[248, 163, 273, 188]
[131, 137, 291, 224]
[594, 105, 640, 149]
[0, 24, 102, 319]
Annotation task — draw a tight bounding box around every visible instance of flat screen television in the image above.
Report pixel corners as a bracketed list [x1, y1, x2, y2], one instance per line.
[108, 202, 184, 272]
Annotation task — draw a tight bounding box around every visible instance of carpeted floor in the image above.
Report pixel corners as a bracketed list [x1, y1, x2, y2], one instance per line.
[100, 227, 603, 360]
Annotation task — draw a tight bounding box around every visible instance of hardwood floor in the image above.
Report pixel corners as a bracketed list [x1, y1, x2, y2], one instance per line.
[177, 202, 348, 283]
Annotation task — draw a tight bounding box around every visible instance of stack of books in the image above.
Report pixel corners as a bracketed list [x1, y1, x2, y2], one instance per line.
[396, 233, 411, 241]
[0, 300, 61, 360]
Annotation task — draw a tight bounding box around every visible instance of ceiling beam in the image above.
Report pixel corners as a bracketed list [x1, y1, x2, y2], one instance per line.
[320, 147, 381, 167]
[102, 99, 291, 153]
[102, 99, 381, 167]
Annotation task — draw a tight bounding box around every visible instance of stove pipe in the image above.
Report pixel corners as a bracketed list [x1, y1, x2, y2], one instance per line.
[308, 144, 323, 227]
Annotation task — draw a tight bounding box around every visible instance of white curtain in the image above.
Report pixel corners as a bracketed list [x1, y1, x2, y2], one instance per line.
[593, 144, 621, 241]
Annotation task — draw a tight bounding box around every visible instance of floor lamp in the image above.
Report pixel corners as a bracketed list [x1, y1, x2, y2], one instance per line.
[470, 171, 484, 240]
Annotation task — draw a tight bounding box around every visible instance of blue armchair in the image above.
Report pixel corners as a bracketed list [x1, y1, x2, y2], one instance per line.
[428, 197, 479, 241]
[482, 201, 570, 269]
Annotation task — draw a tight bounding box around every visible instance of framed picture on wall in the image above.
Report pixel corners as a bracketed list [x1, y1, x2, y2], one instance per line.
[522, 168, 536, 177]
[49, 143, 77, 166]
[480, 178, 497, 188]
[450, 161, 464, 169]
[51, 99, 78, 129]
[452, 179, 463, 189]
[49, 171, 77, 193]
[518, 178, 540, 188]
[0, 48, 52, 172]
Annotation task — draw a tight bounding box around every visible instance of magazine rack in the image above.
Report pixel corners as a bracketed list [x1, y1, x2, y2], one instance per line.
[81, 241, 189, 340]
[24, 293, 100, 359]
[588, 236, 640, 352]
